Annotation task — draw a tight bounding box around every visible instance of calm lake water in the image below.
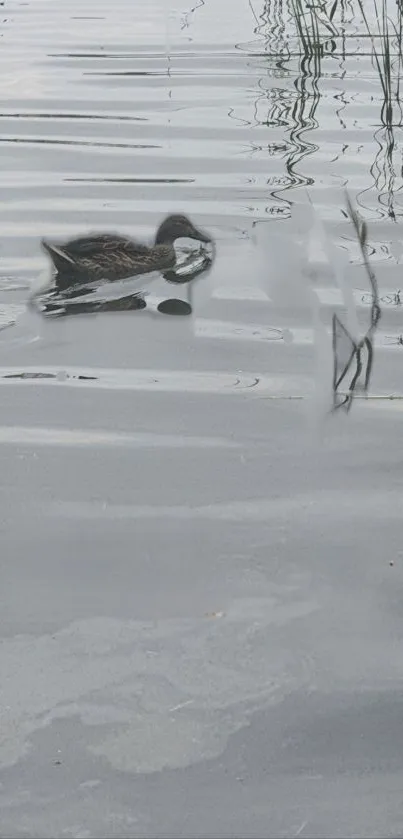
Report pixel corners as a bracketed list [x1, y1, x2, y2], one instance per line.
[2, 2, 403, 838]
[1, 0, 403, 391]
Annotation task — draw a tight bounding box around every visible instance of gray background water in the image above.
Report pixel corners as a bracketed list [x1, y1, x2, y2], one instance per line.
[2, 1, 403, 837]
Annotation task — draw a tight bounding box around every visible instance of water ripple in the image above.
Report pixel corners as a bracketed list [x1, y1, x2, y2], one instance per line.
[0, 0, 402, 395]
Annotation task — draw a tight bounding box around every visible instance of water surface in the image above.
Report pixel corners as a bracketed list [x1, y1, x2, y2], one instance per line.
[2, 2, 403, 837]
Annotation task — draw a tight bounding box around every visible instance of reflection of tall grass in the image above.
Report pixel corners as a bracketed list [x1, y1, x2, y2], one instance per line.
[290, 0, 338, 65]
[250, 0, 343, 210]
[331, 193, 381, 412]
[246, 0, 324, 214]
[284, 63, 321, 191]
[263, 1, 403, 214]
[287, 0, 403, 216]
[278, 0, 338, 200]
[356, 0, 403, 218]
[356, 0, 402, 127]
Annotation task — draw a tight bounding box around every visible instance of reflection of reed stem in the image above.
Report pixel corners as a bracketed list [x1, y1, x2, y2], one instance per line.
[278, 0, 329, 198]
[370, 124, 398, 220]
[346, 191, 381, 334]
[355, 0, 403, 217]
[332, 193, 381, 412]
[281, 55, 321, 194]
[356, 0, 402, 128]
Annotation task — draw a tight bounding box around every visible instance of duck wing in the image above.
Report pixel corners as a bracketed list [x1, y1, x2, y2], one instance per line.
[61, 233, 150, 260]
[41, 234, 175, 284]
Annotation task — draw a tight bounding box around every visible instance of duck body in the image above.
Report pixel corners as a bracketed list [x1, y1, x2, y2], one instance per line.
[41, 214, 212, 291]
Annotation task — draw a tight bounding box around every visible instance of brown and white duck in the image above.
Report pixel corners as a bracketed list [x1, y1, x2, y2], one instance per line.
[41, 214, 213, 291]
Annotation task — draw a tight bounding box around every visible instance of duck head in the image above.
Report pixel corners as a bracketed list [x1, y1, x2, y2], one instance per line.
[155, 214, 211, 246]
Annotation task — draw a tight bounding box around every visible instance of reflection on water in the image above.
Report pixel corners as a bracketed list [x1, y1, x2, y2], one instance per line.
[1, 0, 403, 395]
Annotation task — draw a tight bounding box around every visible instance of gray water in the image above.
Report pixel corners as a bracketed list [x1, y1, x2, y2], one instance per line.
[2, 1, 403, 837]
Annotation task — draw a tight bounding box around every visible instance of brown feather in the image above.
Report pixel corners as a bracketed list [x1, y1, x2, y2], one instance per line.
[41, 215, 212, 290]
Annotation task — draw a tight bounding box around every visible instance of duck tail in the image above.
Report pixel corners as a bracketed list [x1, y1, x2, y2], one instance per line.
[41, 240, 76, 272]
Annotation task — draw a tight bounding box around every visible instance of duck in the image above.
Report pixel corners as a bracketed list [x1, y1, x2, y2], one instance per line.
[41, 214, 213, 292]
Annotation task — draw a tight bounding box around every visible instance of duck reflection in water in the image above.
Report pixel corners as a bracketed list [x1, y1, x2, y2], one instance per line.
[35, 214, 215, 317]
